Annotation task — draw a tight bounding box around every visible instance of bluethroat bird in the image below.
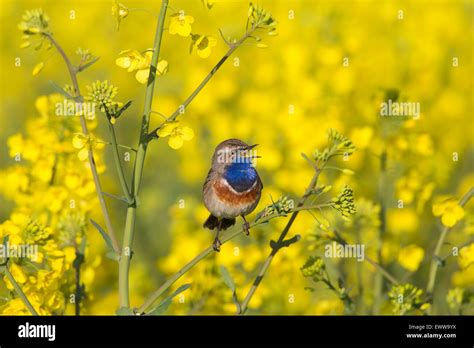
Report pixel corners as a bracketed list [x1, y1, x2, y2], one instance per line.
[203, 139, 263, 252]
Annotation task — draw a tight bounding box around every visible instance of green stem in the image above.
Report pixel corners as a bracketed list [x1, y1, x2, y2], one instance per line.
[45, 33, 120, 255]
[332, 229, 399, 286]
[373, 148, 387, 314]
[2, 264, 39, 315]
[355, 227, 364, 313]
[147, 29, 254, 139]
[365, 256, 399, 285]
[73, 237, 86, 316]
[118, 0, 168, 310]
[119, 206, 136, 308]
[108, 123, 133, 204]
[239, 169, 321, 314]
[426, 187, 473, 312]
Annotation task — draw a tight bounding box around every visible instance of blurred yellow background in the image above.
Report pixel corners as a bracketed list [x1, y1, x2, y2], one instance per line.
[0, 0, 473, 315]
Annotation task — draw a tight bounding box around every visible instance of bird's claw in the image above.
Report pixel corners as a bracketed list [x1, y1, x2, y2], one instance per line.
[243, 221, 250, 236]
[213, 238, 221, 252]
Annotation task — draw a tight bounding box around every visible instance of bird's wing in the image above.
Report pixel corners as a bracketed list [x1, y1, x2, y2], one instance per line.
[203, 168, 214, 192]
[257, 171, 263, 190]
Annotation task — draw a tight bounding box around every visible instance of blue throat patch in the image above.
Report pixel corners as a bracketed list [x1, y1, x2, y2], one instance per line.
[224, 162, 257, 192]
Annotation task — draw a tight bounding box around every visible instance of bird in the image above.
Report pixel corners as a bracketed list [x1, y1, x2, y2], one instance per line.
[203, 139, 263, 252]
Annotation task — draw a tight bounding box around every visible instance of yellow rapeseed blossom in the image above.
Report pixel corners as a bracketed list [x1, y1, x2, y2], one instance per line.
[4, 263, 28, 290]
[32, 62, 44, 76]
[156, 121, 194, 149]
[1, 94, 105, 315]
[116, 49, 168, 84]
[111, 1, 129, 30]
[398, 244, 425, 272]
[190, 34, 217, 58]
[458, 243, 474, 270]
[72, 133, 104, 161]
[432, 197, 465, 228]
[169, 12, 194, 37]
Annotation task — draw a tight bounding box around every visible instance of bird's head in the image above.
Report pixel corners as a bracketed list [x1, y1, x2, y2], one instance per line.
[211, 138, 260, 173]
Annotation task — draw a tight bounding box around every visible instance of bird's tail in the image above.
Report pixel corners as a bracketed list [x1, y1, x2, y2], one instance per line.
[203, 214, 236, 231]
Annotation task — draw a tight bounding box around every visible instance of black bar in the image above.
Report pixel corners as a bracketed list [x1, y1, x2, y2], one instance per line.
[0, 315, 472, 346]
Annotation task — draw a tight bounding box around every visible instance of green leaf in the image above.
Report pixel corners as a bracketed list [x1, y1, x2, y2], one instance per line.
[102, 191, 128, 203]
[106, 250, 120, 261]
[219, 265, 235, 292]
[147, 298, 172, 315]
[116, 307, 134, 316]
[147, 284, 191, 315]
[48, 80, 73, 99]
[90, 219, 118, 260]
[219, 266, 241, 313]
[77, 56, 100, 73]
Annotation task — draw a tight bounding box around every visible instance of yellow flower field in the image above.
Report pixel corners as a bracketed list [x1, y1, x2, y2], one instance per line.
[0, 0, 472, 316]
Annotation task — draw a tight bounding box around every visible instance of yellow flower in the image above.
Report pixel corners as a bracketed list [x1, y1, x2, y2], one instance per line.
[111, 1, 129, 30]
[169, 12, 194, 37]
[4, 263, 27, 290]
[0, 298, 30, 315]
[72, 133, 104, 161]
[32, 62, 44, 76]
[45, 291, 65, 312]
[156, 121, 194, 149]
[116, 49, 144, 72]
[413, 134, 434, 156]
[432, 197, 465, 227]
[398, 244, 425, 272]
[458, 243, 474, 270]
[190, 34, 217, 58]
[36, 270, 59, 291]
[116, 50, 168, 84]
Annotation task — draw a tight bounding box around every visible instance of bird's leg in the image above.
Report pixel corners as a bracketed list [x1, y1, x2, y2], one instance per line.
[213, 220, 222, 252]
[241, 215, 250, 236]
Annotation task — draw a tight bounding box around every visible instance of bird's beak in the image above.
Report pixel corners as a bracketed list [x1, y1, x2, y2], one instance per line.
[244, 144, 258, 151]
[243, 144, 261, 159]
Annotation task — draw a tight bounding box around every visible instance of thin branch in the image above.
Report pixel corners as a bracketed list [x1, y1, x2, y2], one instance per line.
[147, 26, 255, 140]
[331, 229, 399, 286]
[44, 33, 121, 255]
[426, 187, 474, 301]
[373, 148, 387, 314]
[108, 123, 133, 204]
[441, 237, 474, 261]
[365, 256, 399, 285]
[73, 237, 86, 316]
[239, 168, 322, 314]
[137, 209, 311, 314]
[118, 0, 169, 310]
[1, 262, 39, 316]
